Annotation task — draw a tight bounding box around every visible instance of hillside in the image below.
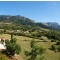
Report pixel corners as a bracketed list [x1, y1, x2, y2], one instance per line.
[0, 15, 60, 60]
[0, 15, 35, 25]
[36, 22, 60, 30]
[0, 15, 60, 30]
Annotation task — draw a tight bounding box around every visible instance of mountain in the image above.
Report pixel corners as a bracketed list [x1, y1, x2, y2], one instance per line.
[46, 22, 60, 30]
[0, 15, 35, 26]
[35, 22, 51, 29]
[36, 22, 60, 30]
[0, 15, 39, 30]
[0, 15, 60, 30]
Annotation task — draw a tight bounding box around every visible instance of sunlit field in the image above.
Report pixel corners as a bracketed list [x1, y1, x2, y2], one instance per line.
[0, 34, 60, 60]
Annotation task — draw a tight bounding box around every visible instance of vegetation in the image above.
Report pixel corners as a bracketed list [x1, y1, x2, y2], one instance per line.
[0, 15, 60, 60]
[6, 38, 21, 56]
[0, 15, 60, 30]
[10, 33, 13, 39]
[25, 40, 46, 60]
[0, 34, 60, 60]
[0, 54, 9, 60]
[58, 46, 60, 52]
[50, 45, 57, 52]
[56, 42, 60, 45]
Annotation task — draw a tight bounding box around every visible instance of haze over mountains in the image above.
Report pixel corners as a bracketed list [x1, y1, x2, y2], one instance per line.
[0, 15, 60, 30]
[36, 22, 60, 30]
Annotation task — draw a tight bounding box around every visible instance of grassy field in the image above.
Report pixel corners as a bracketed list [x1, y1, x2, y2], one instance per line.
[0, 34, 60, 60]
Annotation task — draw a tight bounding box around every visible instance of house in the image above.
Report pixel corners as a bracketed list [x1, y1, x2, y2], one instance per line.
[0, 38, 7, 50]
[0, 37, 12, 50]
[0, 43, 6, 50]
[24, 31, 29, 33]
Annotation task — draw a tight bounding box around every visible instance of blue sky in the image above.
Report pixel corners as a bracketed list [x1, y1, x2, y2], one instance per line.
[0, 2, 60, 24]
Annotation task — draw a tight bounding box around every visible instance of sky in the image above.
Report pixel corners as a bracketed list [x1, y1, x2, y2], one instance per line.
[0, 1, 60, 24]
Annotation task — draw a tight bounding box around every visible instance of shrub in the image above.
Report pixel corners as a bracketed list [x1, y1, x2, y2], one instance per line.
[56, 42, 60, 45]
[58, 46, 60, 52]
[51, 45, 56, 51]
[51, 40, 55, 42]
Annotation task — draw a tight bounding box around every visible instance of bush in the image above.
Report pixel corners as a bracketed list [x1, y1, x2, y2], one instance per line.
[56, 42, 60, 45]
[51, 40, 55, 42]
[58, 46, 60, 52]
[51, 45, 56, 51]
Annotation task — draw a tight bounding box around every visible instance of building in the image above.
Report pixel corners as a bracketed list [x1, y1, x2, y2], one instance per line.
[0, 43, 6, 50]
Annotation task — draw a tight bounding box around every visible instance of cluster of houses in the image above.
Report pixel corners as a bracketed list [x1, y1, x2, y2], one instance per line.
[0, 30, 29, 50]
[0, 38, 11, 50]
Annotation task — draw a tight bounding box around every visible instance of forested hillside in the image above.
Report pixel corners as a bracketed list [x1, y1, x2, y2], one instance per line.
[0, 15, 60, 30]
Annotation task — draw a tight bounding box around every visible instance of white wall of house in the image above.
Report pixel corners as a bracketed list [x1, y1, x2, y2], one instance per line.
[0, 43, 6, 50]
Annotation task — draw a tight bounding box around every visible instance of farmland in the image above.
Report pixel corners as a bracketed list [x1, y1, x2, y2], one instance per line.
[0, 34, 60, 60]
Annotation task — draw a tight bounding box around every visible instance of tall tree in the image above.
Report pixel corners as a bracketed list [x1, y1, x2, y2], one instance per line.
[11, 33, 13, 39]
[25, 40, 46, 60]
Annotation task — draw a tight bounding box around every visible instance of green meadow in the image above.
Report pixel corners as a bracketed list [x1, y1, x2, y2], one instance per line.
[0, 34, 60, 60]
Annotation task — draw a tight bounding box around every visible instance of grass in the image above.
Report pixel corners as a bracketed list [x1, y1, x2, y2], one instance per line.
[0, 34, 60, 60]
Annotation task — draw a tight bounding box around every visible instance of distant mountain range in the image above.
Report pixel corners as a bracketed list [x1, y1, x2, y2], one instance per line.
[46, 22, 60, 30]
[36, 22, 60, 30]
[0, 15, 60, 30]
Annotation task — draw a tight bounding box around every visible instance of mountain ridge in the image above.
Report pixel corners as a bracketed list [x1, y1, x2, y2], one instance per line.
[0, 15, 60, 30]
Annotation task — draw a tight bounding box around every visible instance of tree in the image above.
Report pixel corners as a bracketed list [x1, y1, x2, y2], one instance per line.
[6, 38, 21, 56]
[11, 33, 13, 39]
[30, 40, 36, 48]
[56, 42, 60, 45]
[4, 29, 6, 34]
[25, 40, 46, 60]
[38, 47, 45, 60]
[50, 45, 57, 52]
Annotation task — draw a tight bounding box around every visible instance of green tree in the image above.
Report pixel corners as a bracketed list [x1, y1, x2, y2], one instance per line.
[30, 40, 36, 48]
[4, 29, 6, 34]
[11, 33, 13, 39]
[51, 45, 56, 52]
[6, 38, 21, 55]
[38, 47, 45, 60]
[25, 40, 45, 60]
[56, 42, 60, 45]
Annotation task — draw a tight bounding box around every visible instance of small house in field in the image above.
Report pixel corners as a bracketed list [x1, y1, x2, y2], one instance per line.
[0, 38, 7, 50]
[24, 31, 29, 33]
[0, 38, 8, 46]
[0, 37, 11, 50]
[0, 43, 6, 50]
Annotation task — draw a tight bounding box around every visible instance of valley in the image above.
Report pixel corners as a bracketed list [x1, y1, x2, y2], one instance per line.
[0, 15, 60, 60]
[0, 34, 60, 60]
